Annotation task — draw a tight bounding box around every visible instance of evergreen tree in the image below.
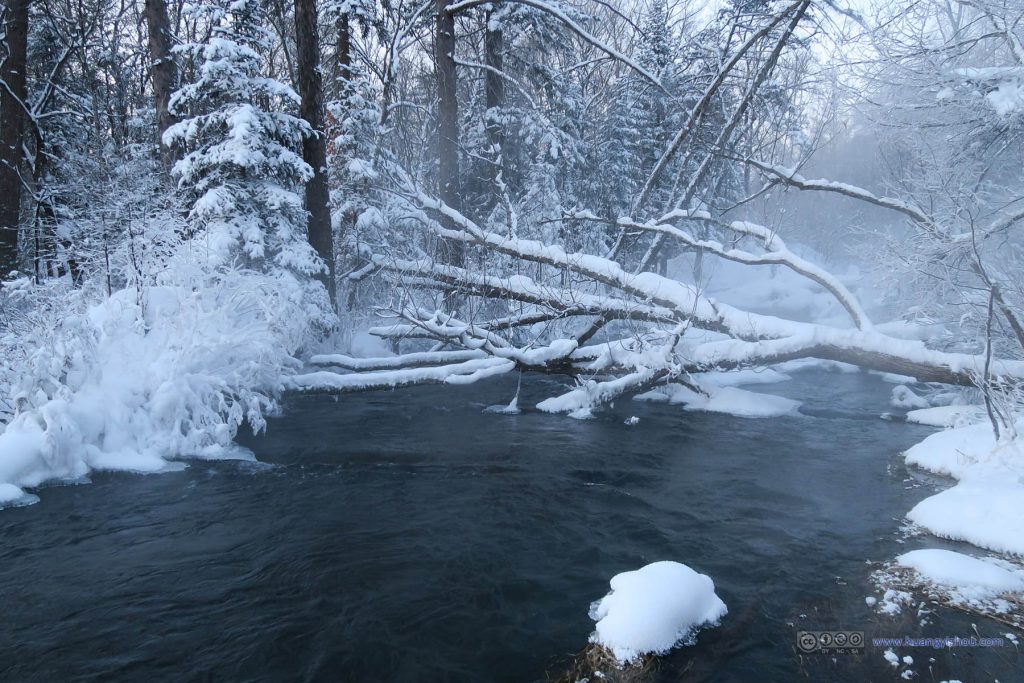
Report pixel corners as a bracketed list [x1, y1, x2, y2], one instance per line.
[164, 0, 321, 275]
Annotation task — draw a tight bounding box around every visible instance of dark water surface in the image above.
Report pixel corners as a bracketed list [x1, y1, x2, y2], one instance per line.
[1, 370, 1020, 682]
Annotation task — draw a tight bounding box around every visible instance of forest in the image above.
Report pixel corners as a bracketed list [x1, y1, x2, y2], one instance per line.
[1, 0, 1023, 679]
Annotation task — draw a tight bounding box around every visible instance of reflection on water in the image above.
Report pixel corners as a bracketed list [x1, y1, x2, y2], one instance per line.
[0, 371, 1017, 681]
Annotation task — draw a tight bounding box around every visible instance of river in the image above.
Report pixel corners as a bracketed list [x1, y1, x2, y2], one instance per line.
[0, 370, 1017, 681]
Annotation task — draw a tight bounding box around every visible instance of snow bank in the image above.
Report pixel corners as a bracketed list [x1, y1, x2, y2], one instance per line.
[0, 265, 329, 509]
[905, 405, 984, 428]
[896, 549, 1024, 602]
[636, 384, 801, 418]
[908, 481, 1024, 556]
[903, 422, 1024, 555]
[589, 561, 727, 664]
[904, 422, 1005, 479]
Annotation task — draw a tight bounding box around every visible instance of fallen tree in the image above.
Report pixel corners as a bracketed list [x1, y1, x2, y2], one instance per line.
[285, 189, 1024, 415]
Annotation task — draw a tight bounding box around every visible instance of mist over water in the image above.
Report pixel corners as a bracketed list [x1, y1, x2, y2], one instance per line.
[0, 371, 1016, 682]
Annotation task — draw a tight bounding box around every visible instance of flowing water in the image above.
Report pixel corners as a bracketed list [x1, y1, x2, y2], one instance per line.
[1, 370, 1020, 682]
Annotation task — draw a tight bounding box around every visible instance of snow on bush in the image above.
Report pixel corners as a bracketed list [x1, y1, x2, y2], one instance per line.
[589, 561, 727, 664]
[0, 257, 331, 509]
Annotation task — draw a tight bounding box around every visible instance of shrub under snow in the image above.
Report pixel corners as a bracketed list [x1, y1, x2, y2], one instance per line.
[589, 560, 728, 664]
[0, 258, 331, 508]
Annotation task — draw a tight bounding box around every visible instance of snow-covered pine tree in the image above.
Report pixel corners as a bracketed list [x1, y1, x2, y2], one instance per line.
[164, 0, 322, 275]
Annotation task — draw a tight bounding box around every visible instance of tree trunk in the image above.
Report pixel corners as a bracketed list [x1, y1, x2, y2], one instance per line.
[145, 0, 178, 174]
[295, 0, 336, 304]
[0, 0, 30, 277]
[435, 0, 463, 269]
[335, 11, 351, 92]
[484, 11, 503, 200]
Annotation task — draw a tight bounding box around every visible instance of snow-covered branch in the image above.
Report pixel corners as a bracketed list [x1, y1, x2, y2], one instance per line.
[618, 210, 872, 330]
[745, 159, 939, 231]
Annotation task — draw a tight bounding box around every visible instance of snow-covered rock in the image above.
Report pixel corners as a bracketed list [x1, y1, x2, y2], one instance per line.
[589, 561, 727, 664]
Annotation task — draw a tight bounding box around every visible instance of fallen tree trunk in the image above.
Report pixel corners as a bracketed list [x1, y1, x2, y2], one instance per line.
[284, 186, 1023, 414]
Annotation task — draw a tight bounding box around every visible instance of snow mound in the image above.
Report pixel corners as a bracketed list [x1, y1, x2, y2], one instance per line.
[896, 549, 1024, 602]
[588, 561, 727, 664]
[636, 384, 800, 418]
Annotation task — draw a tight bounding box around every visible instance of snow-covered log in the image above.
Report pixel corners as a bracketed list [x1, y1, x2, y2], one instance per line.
[285, 357, 516, 393]
[292, 187, 1024, 413]
[309, 350, 487, 370]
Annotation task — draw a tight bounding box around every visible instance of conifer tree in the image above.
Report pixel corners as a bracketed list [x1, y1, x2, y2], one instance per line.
[164, 0, 322, 275]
